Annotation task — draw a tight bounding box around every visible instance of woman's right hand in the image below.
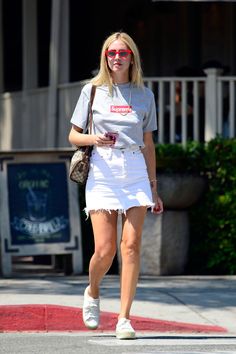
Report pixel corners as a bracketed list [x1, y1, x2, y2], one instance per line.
[69, 126, 114, 147]
[93, 134, 114, 147]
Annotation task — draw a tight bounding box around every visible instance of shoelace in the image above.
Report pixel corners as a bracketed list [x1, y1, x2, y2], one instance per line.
[84, 301, 99, 318]
[117, 319, 133, 330]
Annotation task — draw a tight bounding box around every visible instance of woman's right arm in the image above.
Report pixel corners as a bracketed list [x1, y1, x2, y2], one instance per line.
[68, 125, 96, 146]
[68, 125, 113, 147]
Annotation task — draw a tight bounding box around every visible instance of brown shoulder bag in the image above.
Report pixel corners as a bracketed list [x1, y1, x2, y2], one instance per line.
[69, 85, 96, 185]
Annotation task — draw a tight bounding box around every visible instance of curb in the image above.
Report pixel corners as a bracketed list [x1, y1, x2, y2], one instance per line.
[0, 305, 227, 333]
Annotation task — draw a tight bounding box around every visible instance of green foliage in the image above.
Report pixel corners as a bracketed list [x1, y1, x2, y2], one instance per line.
[189, 137, 236, 274]
[156, 137, 236, 274]
[155, 141, 205, 173]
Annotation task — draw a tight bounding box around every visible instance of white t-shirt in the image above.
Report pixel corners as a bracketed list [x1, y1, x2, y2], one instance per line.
[70, 82, 157, 148]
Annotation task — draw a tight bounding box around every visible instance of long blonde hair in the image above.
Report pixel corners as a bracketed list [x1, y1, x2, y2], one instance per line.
[91, 32, 144, 93]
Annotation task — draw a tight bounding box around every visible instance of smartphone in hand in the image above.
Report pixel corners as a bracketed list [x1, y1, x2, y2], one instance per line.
[104, 132, 119, 146]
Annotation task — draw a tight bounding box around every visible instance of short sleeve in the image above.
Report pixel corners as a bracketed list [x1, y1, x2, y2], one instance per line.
[143, 90, 157, 132]
[70, 83, 92, 131]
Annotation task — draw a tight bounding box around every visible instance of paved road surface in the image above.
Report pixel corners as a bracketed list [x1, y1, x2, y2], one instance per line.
[1, 333, 236, 354]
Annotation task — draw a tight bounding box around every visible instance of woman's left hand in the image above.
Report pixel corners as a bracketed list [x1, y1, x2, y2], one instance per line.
[152, 193, 164, 215]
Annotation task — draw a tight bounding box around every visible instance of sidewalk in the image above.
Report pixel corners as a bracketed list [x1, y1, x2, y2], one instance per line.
[0, 274, 236, 334]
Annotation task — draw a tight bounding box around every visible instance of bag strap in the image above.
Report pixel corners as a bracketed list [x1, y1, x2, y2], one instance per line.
[87, 85, 96, 134]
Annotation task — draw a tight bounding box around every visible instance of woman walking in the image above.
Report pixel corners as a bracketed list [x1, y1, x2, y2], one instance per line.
[69, 32, 163, 339]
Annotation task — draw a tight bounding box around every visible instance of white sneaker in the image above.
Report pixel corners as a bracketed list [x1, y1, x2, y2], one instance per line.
[82, 286, 100, 329]
[116, 318, 136, 339]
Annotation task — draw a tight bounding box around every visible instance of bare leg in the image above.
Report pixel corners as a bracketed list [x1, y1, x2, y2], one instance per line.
[119, 206, 147, 319]
[88, 210, 118, 298]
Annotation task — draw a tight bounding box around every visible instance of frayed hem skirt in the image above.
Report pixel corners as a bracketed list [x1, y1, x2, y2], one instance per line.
[85, 147, 154, 217]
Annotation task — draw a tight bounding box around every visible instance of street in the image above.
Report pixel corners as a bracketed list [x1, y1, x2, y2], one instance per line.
[1, 275, 236, 353]
[1, 333, 236, 354]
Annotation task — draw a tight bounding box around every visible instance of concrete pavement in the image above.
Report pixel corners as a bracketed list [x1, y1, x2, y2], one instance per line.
[0, 275, 236, 334]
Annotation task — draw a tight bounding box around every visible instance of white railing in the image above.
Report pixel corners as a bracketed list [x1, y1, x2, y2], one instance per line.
[144, 71, 236, 144]
[217, 77, 235, 138]
[204, 68, 236, 142]
[144, 76, 206, 144]
[0, 71, 235, 150]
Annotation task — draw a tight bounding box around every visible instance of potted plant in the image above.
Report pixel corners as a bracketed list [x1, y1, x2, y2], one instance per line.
[155, 142, 206, 209]
[140, 142, 207, 275]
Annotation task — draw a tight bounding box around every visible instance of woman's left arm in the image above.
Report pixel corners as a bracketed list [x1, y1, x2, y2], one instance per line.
[142, 132, 163, 214]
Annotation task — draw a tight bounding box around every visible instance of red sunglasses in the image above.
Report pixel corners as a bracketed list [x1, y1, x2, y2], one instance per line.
[105, 49, 132, 59]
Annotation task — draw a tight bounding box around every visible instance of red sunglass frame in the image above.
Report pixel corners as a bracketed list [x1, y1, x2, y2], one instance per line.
[105, 49, 132, 58]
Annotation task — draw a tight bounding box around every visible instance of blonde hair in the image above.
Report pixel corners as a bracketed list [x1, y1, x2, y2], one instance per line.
[91, 32, 144, 93]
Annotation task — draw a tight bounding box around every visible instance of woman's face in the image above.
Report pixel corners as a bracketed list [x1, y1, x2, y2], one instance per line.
[106, 39, 132, 77]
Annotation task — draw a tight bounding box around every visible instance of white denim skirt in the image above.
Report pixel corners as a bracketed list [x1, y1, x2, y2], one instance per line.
[85, 146, 154, 216]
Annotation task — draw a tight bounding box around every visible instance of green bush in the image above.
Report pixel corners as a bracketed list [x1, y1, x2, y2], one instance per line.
[156, 137, 236, 275]
[188, 137, 236, 275]
[155, 141, 205, 173]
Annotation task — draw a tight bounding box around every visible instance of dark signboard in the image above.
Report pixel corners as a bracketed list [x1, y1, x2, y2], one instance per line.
[7, 162, 70, 245]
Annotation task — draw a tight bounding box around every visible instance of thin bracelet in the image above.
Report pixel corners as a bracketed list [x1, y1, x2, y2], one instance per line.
[150, 179, 157, 188]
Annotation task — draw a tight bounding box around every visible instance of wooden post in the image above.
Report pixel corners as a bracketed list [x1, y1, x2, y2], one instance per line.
[22, 0, 38, 148]
[59, 0, 69, 84]
[22, 0, 38, 89]
[0, 0, 3, 93]
[204, 68, 223, 141]
[47, 0, 61, 147]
